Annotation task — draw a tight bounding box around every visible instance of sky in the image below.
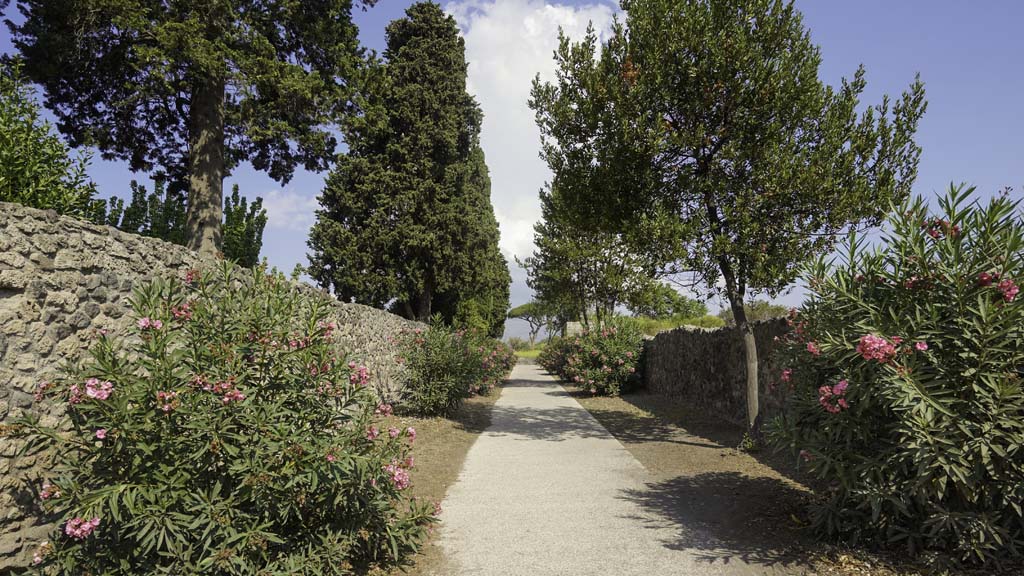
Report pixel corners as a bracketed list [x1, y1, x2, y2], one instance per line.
[3, 0, 1023, 339]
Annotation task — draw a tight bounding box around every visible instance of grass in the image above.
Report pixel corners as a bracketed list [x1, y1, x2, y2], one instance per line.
[513, 348, 541, 360]
[568, 386, 1018, 576]
[379, 388, 502, 576]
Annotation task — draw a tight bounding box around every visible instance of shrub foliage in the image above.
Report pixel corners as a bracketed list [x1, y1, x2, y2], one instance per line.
[398, 324, 515, 417]
[770, 185, 1024, 564]
[19, 265, 434, 574]
[538, 322, 644, 396]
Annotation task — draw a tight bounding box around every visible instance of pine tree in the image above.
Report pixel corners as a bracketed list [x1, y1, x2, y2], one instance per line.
[309, 2, 510, 328]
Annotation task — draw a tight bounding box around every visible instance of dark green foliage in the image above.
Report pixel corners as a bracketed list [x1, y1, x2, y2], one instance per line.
[629, 283, 707, 319]
[223, 185, 268, 268]
[8, 0, 372, 252]
[0, 61, 97, 217]
[771, 185, 1024, 564]
[397, 323, 515, 417]
[309, 2, 510, 330]
[91, 178, 266, 267]
[17, 264, 434, 573]
[717, 300, 790, 325]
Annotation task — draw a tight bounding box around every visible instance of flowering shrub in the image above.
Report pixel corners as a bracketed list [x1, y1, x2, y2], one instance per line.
[17, 264, 434, 574]
[538, 321, 644, 396]
[770, 186, 1024, 564]
[397, 324, 514, 417]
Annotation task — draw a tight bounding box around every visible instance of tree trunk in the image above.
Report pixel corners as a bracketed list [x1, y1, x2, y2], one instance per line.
[730, 296, 761, 436]
[414, 284, 432, 322]
[185, 75, 225, 257]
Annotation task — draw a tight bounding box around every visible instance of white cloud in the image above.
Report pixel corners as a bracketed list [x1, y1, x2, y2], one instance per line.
[447, 0, 619, 266]
[260, 188, 320, 232]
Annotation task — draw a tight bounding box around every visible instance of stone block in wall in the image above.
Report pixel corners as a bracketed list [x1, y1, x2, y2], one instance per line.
[643, 319, 790, 426]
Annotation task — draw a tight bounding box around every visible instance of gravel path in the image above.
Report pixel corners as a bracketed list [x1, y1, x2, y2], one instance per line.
[437, 364, 793, 576]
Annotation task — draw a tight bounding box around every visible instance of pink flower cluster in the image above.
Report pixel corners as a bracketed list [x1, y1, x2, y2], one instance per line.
[171, 302, 192, 321]
[64, 516, 100, 539]
[40, 481, 61, 500]
[198, 378, 245, 404]
[921, 218, 960, 239]
[34, 381, 54, 402]
[979, 272, 1019, 302]
[183, 268, 200, 284]
[137, 317, 163, 330]
[349, 363, 370, 387]
[819, 379, 850, 414]
[317, 320, 337, 338]
[375, 403, 393, 416]
[366, 426, 380, 441]
[806, 341, 821, 356]
[70, 378, 114, 404]
[384, 460, 411, 490]
[856, 334, 897, 363]
[31, 541, 51, 566]
[780, 368, 793, 382]
[95, 428, 107, 440]
[156, 390, 179, 413]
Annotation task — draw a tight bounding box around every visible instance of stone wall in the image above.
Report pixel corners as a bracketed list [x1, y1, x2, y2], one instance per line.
[0, 202, 421, 569]
[642, 319, 790, 426]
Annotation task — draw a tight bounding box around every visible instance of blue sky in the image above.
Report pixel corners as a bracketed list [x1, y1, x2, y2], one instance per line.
[3, 1, 1022, 338]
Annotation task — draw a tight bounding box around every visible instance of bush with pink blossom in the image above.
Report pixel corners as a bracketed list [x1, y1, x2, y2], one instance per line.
[16, 264, 434, 574]
[770, 185, 1024, 565]
[539, 321, 644, 396]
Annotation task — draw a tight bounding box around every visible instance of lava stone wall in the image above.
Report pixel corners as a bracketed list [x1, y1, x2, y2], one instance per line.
[0, 202, 420, 569]
[642, 319, 790, 426]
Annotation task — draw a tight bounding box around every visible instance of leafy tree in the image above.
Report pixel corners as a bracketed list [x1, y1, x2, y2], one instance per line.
[223, 185, 268, 268]
[0, 61, 97, 217]
[717, 299, 790, 325]
[629, 283, 707, 319]
[508, 301, 547, 346]
[8, 0, 373, 255]
[92, 178, 266, 266]
[536, 0, 927, 434]
[309, 2, 509, 328]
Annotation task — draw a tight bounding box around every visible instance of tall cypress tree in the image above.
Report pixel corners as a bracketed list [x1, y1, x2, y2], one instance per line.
[309, 1, 509, 328]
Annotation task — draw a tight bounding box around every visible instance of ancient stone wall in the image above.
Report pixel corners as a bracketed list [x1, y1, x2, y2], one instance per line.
[0, 202, 420, 569]
[642, 319, 790, 426]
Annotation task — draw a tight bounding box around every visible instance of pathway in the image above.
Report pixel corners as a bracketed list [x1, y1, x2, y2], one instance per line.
[438, 363, 793, 576]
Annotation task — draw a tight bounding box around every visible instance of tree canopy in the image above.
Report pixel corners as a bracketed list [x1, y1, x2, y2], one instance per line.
[532, 0, 927, 432]
[8, 0, 373, 255]
[308, 1, 509, 333]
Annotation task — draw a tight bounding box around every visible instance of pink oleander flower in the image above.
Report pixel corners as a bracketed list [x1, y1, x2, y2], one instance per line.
[375, 403, 393, 416]
[799, 449, 814, 462]
[40, 481, 61, 500]
[388, 427, 400, 439]
[31, 542, 50, 566]
[819, 379, 851, 413]
[64, 516, 100, 539]
[856, 334, 897, 363]
[914, 341, 928, 351]
[406, 427, 416, 443]
[404, 455, 415, 468]
[978, 272, 994, 286]
[384, 462, 410, 490]
[171, 303, 192, 321]
[366, 426, 380, 441]
[137, 317, 163, 330]
[326, 453, 337, 463]
[94, 429, 107, 440]
[806, 341, 821, 356]
[84, 378, 113, 401]
[34, 381, 54, 402]
[781, 368, 793, 383]
[220, 388, 245, 404]
[349, 365, 370, 387]
[68, 383, 83, 404]
[183, 268, 200, 284]
[998, 278, 1019, 302]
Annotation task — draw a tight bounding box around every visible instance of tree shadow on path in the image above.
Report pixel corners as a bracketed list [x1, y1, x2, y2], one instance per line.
[620, 471, 816, 572]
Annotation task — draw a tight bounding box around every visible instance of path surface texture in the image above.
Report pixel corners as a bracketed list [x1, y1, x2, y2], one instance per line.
[439, 364, 793, 576]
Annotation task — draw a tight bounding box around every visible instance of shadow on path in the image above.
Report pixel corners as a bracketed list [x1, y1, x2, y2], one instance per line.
[619, 472, 814, 571]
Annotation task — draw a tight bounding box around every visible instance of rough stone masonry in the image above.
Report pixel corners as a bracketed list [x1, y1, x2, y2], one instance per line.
[0, 202, 421, 569]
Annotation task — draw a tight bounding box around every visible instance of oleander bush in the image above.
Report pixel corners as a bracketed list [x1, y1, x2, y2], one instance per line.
[770, 185, 1024, 565]
[397, 324, 514, 417]
[538, 321, 644, 396]
[18, 264, 434, 574]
